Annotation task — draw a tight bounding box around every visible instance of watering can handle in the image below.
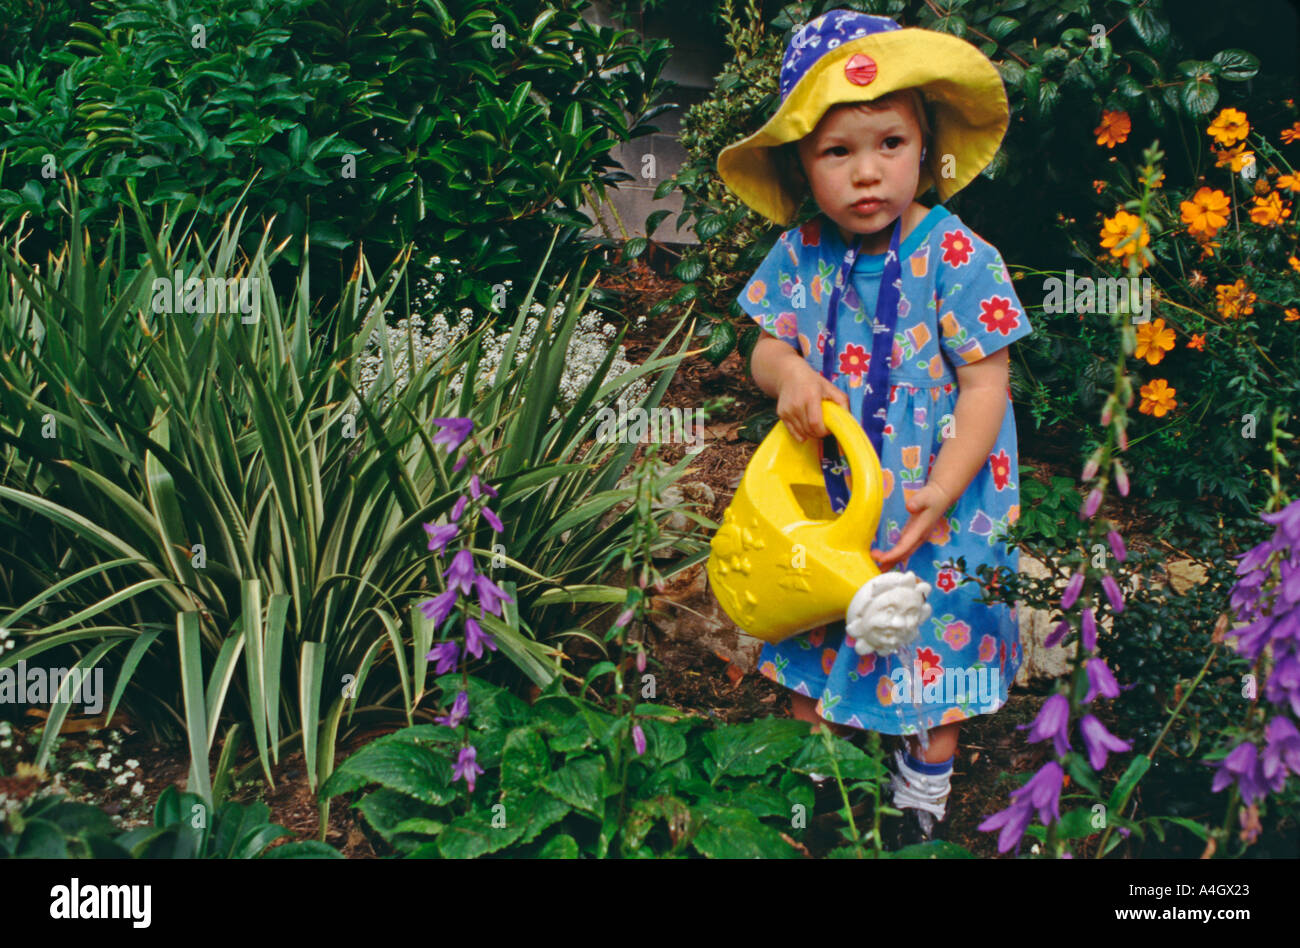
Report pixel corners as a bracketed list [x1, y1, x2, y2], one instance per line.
[817, 399, 885, 555]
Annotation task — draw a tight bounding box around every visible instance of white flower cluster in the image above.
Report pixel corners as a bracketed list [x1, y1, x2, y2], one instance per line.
[0, 627, 14, 651]
[350, 270, 652, 424]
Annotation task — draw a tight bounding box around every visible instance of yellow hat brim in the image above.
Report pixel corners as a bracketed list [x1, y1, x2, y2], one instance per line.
[717, 28, 1010, 227]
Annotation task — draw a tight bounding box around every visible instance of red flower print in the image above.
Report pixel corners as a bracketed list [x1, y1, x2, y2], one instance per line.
[935, 567, 959, 593]
[978, 635, 996, 663]
[989, 449, 1012, 490]
[857, 653, 876, 676]
[940, 230, 975, 267]
[774, 312, 797, 339]
[808, 626, 825, 647]
[916, 647, 943, 687]
[838, 342, 869, 380]
[821, 648, 837, 675]
[883, 423, 894, 437]
[978, 296, 1022, 335]
[799, 218, 822, 246]
[817, 327, 828, 354]
[999, 641, 1006, 666]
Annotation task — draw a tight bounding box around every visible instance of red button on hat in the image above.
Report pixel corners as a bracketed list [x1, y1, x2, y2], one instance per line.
[845, 53, 877, 86]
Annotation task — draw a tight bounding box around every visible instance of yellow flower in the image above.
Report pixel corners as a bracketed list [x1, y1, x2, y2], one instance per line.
[1290, 256, 1300, 273]
[1099, 210, 1150, 268]
[1286, 308, 1300, 322]
[1139, 379, 1178, 417]
[1139, 169, 1165, 189]
[1250, 191, 1292, 227]
[1207, 108, 1250, 147]
[1276, 172, 1300, 190]
[1213, 143, 1256, 173]
[1180, 187, 1230, 237]
[1215, 279, 1257, 319]
[1095, 110, 1131, 148]
[1281, 122, 1300, 144]
[1135, 317, 1176, 365]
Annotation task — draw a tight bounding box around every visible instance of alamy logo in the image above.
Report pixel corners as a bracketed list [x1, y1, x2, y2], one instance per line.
[49, 878, 151, 928]
[889, 662, 1001, 713]
[0, 662, 104, 714]
[150, 272, 260, 323]
[593, 405, 705, 454]
[1042, 269, 1152, 322]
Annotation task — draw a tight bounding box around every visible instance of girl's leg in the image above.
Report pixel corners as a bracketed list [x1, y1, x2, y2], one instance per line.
[790, 692, 857, 739]
[901, 722, 960, 763]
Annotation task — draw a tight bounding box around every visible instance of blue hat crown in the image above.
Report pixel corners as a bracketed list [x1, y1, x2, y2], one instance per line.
[780, 10, 902, 102]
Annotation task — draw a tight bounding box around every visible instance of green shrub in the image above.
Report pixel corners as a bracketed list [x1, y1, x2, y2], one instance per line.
[0, 0, 674, 317]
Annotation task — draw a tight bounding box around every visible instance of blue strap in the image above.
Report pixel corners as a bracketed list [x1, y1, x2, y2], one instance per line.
[818, 216, 903, 515]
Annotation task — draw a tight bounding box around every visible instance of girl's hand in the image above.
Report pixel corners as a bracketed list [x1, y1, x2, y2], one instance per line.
[775, 363, 849, 442]
[870, 482, 952, 570]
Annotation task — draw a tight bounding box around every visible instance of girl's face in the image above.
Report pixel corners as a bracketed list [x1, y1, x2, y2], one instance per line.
[795, 96, 924, 254]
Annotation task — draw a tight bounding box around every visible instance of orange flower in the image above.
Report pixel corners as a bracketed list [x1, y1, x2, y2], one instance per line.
[1187, 333, 1206, 350]
[1250, 191, 1292, 227]
[1095, 110, 1131, 148]
[1139, 379, 1178, 417]
[1286, 308, 1300, 322]
[1276, 172, 1300, 190]
[1207, 107, 1250, 147]
[1188, 269, 1207, 288]
[1281, 122, 1300, 144]
[1092, 179, 1108, 194]
[1290, 256, 1300, 273]
[1198, 239, 1221, 260]
[1215, 279, 1257, 319]
[1135, 317, 1176, 365]
[1213, 143, 1256, 173]
[1180, 187, 1230, 237]
[1100, 210, 1150, 268]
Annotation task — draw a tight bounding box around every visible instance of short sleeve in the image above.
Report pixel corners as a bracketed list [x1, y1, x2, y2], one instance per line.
[735, 229, 806, 354]
[932, 224, 1033, 368]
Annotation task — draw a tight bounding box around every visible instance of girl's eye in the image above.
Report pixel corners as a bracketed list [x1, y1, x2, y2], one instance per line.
[884, 136, 904, 149]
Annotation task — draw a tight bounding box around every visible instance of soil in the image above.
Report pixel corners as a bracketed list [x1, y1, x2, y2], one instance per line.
[8, 258, 1177, 859]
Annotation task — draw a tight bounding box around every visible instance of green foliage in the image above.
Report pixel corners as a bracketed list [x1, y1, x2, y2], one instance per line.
[321, 675, 917, 858]
[0, 0, 673, 314]
[0, 784, 339, 858]
[1010, 466, 1084, 544]
[0, 176, 697, 807]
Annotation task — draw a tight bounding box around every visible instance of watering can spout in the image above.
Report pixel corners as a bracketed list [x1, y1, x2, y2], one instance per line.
[706, 400, 891, 644]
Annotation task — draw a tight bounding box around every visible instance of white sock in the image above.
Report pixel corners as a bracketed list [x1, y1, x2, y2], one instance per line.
[890, 749, 952, 824]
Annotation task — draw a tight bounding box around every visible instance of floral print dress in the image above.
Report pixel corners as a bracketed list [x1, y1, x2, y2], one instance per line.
[736, 205, 1033, 736]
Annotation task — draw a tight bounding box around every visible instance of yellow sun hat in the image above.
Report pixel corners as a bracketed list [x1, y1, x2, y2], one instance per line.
[717, 9, 1011, 227]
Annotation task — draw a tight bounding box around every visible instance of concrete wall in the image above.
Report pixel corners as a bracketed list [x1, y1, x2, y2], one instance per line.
[579, 0, 729, 246]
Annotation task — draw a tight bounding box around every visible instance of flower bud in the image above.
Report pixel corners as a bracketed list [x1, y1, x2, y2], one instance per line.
[1082, 448, 1103, 482]
[1117, 422, 1129, 453]
[1081, 487, 1103, 520]
[1114, 459, 1129, 497]
[636, 649, 647, 673]
[1100, 396, 1114, 427]
[1061, 572, 1085, 611]
[1108, 529, 1128, 563]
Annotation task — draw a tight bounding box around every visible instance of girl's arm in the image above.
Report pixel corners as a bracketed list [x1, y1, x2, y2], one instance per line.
[926, 348, 1010, 504]
[750, 334, 849, 442]
[871, 348, 1010, 569]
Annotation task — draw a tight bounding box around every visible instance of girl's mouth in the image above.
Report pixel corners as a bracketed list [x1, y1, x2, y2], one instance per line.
[853, 199, 885, 213]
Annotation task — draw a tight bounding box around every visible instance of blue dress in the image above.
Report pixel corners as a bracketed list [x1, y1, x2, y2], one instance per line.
[735, 205, 1032, 736]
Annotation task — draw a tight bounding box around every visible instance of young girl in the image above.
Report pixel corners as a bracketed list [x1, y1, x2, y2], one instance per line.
[717, 10, 1032, 847]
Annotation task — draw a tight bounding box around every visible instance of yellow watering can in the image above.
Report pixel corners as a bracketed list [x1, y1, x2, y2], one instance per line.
[707, 399, 889, 645]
